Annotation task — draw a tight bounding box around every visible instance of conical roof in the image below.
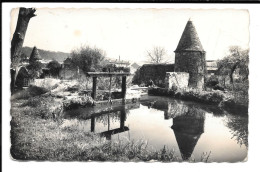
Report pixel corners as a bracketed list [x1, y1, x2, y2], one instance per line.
[175, 20, 204, 52]
[29, 46, 41, 62]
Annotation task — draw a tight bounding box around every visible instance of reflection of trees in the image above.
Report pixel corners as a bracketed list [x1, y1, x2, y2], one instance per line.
[225, 114, 248, 148]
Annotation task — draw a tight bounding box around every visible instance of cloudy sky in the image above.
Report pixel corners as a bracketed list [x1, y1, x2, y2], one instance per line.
[11, 8, 249, 64]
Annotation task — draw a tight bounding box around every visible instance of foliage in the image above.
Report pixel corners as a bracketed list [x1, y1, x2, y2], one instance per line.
[63, 96, 95, 110]
[20, 53, 29, 63]
[206, 75, 219, 87]
[102, 64, 130, 73]
[147, 46, 167, 64]
[22, 46, 69, 62]
[27, 60, 43, 78]
[46, 60, 62, 77]
[70, 45, 106, 73]
[225, 115, 248, 147]
[11, 85, 49, 100]
[217, 46, 249, 85]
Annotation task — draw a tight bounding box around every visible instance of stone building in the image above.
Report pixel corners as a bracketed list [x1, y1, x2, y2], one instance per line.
[132, 64, 175, 87]
[59, 57, 87, 80]
[174, 20, 206, 90]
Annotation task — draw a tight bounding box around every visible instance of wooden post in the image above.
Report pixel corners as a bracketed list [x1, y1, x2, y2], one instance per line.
[122, 76, 126, 100]
[92, 77, 97, 100]
[109, 76, 112, 101]
[107, 114, 110, 131]
[120, 109, 126, 129]
[91, 117, 95, 132]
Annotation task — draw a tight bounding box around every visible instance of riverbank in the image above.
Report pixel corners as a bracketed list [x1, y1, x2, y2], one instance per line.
[148, 87, 248, 115]
[11, 86, 212, 162]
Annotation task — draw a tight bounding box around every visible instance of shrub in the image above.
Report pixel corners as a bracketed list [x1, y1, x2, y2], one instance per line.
[206, 75, 219, 87]
[12, 85, 49, 100]
[63, 96, 95, 110]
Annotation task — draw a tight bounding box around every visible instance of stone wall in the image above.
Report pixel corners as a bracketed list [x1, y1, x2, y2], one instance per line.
[132, 64, 174, 87]
[165, 72, 189, 90]
[175, 51, 206, 90]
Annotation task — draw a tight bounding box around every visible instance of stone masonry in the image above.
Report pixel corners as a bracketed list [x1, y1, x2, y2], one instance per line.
[165, 72, 189, 90]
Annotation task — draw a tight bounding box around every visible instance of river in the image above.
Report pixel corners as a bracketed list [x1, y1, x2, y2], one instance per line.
[64, 95, 248, 162]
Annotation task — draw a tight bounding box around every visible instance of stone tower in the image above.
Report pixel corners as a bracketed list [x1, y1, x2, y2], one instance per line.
[174, 20, 206, 90]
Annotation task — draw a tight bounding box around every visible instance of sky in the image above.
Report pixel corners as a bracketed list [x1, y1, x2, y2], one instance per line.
[11, 8, 249, 64]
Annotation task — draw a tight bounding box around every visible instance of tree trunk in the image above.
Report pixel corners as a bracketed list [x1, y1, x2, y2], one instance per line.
[11, 8, 36, 93]
[229, 62, 239, 91]
[11, 8, 36, 63]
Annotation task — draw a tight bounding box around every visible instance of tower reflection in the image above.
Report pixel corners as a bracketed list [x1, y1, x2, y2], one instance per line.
[142, 100, 205, 160]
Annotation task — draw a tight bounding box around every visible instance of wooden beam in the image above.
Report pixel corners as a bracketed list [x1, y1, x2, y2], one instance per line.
[92, 77, 97, 100]
[100, 126, 129, 140]
[86, 72, 131, 77]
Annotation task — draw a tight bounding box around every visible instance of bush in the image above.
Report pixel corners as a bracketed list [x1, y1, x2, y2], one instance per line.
[20, 95, 63, 119]
[206, 75, 219, 87]
[63, 96, 95, 110]
[12, 85, 49, 100]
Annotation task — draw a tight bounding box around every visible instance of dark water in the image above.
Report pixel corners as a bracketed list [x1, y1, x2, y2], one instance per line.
[64, 95, 248, 162]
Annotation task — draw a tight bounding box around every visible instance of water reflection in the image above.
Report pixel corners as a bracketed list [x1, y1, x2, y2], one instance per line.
[224, 114, 248, 148]
[64, 96, 248, 162]
[142, 100, 205, 160]
[65, 104, 137, 140]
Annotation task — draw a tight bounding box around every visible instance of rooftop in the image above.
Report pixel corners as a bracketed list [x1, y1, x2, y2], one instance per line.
[175, 20, 204, 52]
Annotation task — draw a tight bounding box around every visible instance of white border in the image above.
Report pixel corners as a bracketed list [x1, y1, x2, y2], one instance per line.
[2, 3, 260, 172]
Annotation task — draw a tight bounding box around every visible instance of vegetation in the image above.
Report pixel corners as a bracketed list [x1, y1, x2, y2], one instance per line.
[22, 46, 69, 62]
[147, 46, 167, 64]
[217, 46, 249, 90]
[27, 47, 43, 78]
[148, 87, 248, 114]
[46, 60, 62, 77]
[70, 45, 107, 73]
[11, 85, 49, 100]
[27, 61, 43, 78]
[63, 96, 95, 110]
[10, 84, 211, 162]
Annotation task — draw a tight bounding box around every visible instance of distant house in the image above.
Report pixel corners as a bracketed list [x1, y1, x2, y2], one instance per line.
[206, 60, 218, 76]
[39, 59, 52, 67]
[14, 66, 32, 88]
[130, 62, 140, 74]
[108, 60, 130, 68]
[59, 57, 87, 80]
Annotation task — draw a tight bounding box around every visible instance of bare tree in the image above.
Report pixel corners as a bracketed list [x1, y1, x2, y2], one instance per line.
[147, 46, 166, 64]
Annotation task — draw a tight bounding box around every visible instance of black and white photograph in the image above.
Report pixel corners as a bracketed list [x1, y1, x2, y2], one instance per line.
[3, 3, 260, 169]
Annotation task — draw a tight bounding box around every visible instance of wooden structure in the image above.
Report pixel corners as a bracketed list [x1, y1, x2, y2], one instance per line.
[86, 72, 131, 101]
[64, 102, 140, 140]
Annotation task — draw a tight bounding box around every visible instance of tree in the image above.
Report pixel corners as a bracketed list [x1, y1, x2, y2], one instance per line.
[217, 46, 249, 88]
[11, 8, 36, 65]
[147, 46, 166, 64]
[27, 47, 43, 78]
[11, 8, 36, 92]
[70, 45, 106, 73]
[20, 53, 29, 63]
[47, 60, 61, 77]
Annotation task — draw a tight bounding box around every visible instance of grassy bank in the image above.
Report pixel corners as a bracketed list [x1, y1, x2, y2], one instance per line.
[10, 86, 210, 162]
[148, 87, 248, 114]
